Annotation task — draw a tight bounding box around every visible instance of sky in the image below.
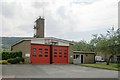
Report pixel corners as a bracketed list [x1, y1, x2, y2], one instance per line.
[0, 0, 119, 42]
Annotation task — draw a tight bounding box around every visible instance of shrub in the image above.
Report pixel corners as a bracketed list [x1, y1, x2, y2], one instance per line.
[2, 51, 22, 60]
[0, 60, 8, 64]
[8, 58, 16, 64]
[8, 57, 23, 64]
[19, 61, 23, 64]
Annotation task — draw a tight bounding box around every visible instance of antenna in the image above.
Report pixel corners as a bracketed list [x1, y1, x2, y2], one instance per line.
[42, 7, 44, 18]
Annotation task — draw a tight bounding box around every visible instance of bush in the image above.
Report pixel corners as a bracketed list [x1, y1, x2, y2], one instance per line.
[19, 61, 23, 64]
[8, 58, 16, 64]
[0, 60, 8, 64]
[8, 57, 24, 64]
[2, 51, 22, 60]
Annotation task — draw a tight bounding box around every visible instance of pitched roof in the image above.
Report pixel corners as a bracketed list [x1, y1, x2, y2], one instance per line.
[73, 51, 95, 54]
[11, 37, 74, 47]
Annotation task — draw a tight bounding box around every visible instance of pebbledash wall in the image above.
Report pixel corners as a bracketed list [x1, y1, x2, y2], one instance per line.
[11, 37, 74, 64]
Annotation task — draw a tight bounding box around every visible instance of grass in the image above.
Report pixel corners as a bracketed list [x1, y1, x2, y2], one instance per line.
[80, 63, 120, 71]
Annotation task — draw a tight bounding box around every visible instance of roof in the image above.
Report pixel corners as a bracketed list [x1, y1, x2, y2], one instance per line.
[73, 51, 95, 54]
[33, 37, 74, 44]
[11, 39, 32, 47]
[35, 16, 44, 22]
[11, 37, 74, 47]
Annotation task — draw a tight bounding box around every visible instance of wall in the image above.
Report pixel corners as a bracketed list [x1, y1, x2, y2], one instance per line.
[11, 40, 31, 63]
[68, 44, 74, 64]
[84, 54, 95, 64]
[35, 18, 44, 38]
[73, 51, 95, 64]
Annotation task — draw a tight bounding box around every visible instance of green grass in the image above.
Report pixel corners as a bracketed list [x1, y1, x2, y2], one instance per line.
[80, 63, 120, 71]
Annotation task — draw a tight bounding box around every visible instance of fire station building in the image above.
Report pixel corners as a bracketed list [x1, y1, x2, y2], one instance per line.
[11, 17, 74, 64]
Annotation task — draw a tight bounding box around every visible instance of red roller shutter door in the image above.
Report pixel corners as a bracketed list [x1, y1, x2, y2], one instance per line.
[52, 46, 68, 64]
[30, 44, 50, 64]
[30, 44, 68, 64]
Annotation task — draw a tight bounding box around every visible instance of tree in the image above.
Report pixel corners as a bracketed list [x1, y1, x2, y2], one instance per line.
[73, 40, 92, 52]
[91, 27, 119, 65]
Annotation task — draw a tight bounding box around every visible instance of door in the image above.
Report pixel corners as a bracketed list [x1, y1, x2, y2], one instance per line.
[30, 44, 68, 64]
[81, 55, 83, 63]
[52, 45, 68, 64]
[73, 54, 81, 64]
[30, 44, 50, 64]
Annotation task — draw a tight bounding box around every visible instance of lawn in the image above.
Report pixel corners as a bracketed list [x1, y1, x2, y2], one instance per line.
[80, 63, 120, 71]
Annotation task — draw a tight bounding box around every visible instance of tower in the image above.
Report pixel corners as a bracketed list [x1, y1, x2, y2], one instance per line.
[34, 16, 45, 38]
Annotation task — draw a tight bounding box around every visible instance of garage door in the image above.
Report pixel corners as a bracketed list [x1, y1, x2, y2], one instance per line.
[52, 45, 68, 64]
[30, 44, 50, 64]
[30, 44, 68, 64]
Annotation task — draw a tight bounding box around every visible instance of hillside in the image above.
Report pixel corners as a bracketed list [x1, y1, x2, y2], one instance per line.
[1, 37, 32, 50]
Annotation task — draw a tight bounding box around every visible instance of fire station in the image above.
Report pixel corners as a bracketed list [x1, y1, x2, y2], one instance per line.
[11, 17, 74, 64]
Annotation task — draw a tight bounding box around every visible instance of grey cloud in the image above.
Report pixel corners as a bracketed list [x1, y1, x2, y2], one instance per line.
[32, 1, 49, 9]
[57, 6, 67, 18]
[1, 2, 18, 18]
[46, 15, 61, 34]
[71, 0, 100, 5]
[17, 24, 33, 33]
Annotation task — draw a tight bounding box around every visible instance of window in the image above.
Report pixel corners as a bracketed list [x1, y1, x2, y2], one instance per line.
[64, 56, 67, 58]
[54, 55, 57, 57]
[33, 52, 36, 56]
[39, 48, 42, 50]
[39, 51, 42, 55]
[45, 48, 48, 51]
[54, 52, 57, 54]
[54, 49, 57, 54]
[59, 49, 62, 54]
[59, 55, 62, 57]
[64, 50, 67, 54]
[45, 55, 48, 57]
[45, 52, 48, 54]
[33, 48, 36, 51]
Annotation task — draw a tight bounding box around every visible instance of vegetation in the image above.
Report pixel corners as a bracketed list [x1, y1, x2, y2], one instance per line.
[73, 40, 93, 52]
[8, 57, 24, 64]
[74, 27, 120, 65]
[80, 63, 120, 71]
[1, 37, 32, 50]
[0, 60, 8, 64]
[0, 50, 24, 64]
[1, 50, 22, 60]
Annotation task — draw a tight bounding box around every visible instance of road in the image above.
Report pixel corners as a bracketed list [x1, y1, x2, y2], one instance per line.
[1, 64, 118, 78]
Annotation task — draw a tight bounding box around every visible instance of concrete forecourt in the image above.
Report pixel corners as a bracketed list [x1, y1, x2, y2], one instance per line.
[1, 64, 118, 78]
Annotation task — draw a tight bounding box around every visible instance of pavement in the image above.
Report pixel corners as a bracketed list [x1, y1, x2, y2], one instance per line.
[1, 64, 119, 78]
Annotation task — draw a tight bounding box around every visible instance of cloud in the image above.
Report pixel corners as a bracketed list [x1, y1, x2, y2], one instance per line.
[1, 0, 119, 41]
[32, 1, 49, 9]
[71, 0, 100, 5]
[1, 1, 22, 18]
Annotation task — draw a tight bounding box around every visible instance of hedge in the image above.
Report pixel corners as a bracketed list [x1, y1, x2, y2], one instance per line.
[8, 57, 24, 64]
[0, 60, 8, 64]
[1, 51, 22, 60]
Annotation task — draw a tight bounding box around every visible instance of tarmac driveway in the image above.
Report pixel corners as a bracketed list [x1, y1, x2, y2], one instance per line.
[1, 64, 118, 78]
